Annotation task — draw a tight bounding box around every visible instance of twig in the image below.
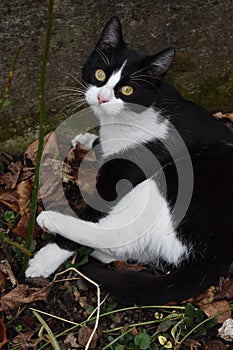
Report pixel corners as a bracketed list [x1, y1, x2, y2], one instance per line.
[52, 267, 101, 350]
[0, 45, 22, 110]
[22, 0, 54, 273]
[0, 231, 32, 257]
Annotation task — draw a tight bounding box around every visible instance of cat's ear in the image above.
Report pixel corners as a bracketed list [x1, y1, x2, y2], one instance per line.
[97, 16, 124, 50]
[148, 48, 176, 77]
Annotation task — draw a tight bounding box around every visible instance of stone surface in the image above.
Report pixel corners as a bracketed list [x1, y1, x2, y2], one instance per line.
[0, 0, 233, 153]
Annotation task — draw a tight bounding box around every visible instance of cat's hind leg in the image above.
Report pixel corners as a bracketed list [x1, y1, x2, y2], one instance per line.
[25, 243, 74, 278]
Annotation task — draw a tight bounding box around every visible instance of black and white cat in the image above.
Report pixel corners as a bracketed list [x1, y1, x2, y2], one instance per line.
[26, 17, 233, 305]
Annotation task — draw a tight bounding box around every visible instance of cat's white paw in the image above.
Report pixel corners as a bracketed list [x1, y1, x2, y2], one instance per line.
[71, 132, 98, 150]
[37, 211, 61, 234]
[25, 243, 74, 278]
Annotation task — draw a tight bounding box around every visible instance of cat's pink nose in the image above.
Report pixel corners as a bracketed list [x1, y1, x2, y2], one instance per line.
[97, 94, 109, 104]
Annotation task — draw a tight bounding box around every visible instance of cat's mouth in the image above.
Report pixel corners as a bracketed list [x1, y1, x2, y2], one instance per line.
[85, 89, 124, 118]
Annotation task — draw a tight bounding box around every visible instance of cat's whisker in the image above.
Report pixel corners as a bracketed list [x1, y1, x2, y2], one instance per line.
[57, 87, 86, 94]
[68, 73, 87, 89]
[129, 64, 152, 78]
[48, 92, 85, 104]
[62, 99, 87, 116]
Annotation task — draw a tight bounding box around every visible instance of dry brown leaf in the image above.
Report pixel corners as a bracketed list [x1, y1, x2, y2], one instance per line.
[16, 180, 32, 212]
[24, 131, 59, 165]
[10, 331, 41, 349]
[12, 213, 29, 239]
[0, 318, 7, 349]
[0, 260, 17, 287]
[0, 189, 20, 212]
[195, 286, 216, 306]
[0, 180, 31, 215]
[64, 333, 79, 348]
[131, 327, 139, 336]
[214, 111, 233, 122]
[205, 340, 227, 350]
[201, 300, 231, 323]
[78, 326, 98, 349]
[0, 283, 51, 313]
[74, 167, 98, 195]
[0, 152, 13, 166]
[0, 161, 22, 189]
[0, 272, 6, 291]
[226, 112, 233, 121]
[18, 166, 35, 182]
[215, 278, 233, 300]
[113, 261, 147, 272]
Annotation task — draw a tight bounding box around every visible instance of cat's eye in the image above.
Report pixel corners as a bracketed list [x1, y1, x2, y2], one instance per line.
[120, 85, 134, 96]
[95, 69, 106, 82]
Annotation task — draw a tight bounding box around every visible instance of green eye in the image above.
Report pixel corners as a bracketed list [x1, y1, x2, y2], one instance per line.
[95, 69, 106, 81]
[120, 85, 134, 96]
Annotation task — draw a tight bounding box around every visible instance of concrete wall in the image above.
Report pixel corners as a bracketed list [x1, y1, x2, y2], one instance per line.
[0, 0, 233, 153]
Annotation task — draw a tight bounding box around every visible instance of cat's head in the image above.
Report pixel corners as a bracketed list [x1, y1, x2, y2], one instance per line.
[83, 16, 175, 120]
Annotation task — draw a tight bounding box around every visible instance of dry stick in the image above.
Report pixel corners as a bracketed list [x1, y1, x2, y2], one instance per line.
[22, 0, 54, 273]
[52, 267, 101, 350]
[0, 45, 22, 110]
[0, 231, 32, 257]
[30, 267, 101, 350]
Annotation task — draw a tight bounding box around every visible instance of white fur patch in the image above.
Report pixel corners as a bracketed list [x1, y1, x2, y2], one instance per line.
[35, 179, 188, 272]
[71, 132, 98, 150]
[25, 243, 74, 278]
[99, 107, 168, 157]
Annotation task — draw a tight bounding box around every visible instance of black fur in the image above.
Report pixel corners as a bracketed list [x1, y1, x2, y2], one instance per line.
[56, 17, 233, 305]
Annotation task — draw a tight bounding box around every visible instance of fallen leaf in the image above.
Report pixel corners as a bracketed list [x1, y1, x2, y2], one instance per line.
[0, 283, 51, 313]
[10, 331, 41, 349]
[0, 260, 17, 286]
[78, 326, 98, 349]
[16, 180, 32, 212]
[0, 189, 20, 212]
[214, 111, 233, 122]
[74, 167, 98, 195]
[195, 286, 216, 305]
[11, 213, 29, 239]
[215, 278, 233, 300]
[131, 326, 139, 336]
[64, 333, 79, 348]
[113, 261, 147, 272]
[0, 318, 7, 348]
[0, 152, 13, 166]
[201, 300, 231, 323]
[24, 132, 59, 166]
[0, 161, 22, 190]
[218, 318, 233, 342]
[0, 271, 6, 291]
[18, 166, 35, 182]
[204, 340, 226, 350]
[226, 112, 233, 122]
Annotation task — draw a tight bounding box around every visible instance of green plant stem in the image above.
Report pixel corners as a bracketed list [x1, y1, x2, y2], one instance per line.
[33, 310, 61, 350]
[0, 45, 22, 110]
[174, 305, 233, 350]
[0, 231, 32, 257]
[102, 328, 132, 350]
[22, 0, 54, 273]
[34, 304, 185, 349]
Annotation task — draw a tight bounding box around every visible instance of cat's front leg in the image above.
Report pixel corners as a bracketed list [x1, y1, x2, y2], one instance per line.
[71, 132, 98, 150]
[25, 243, 74, 278]
[36, 210, 65, 235]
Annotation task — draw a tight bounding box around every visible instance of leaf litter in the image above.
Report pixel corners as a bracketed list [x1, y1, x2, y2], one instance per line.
[0, 113, 232, 349]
